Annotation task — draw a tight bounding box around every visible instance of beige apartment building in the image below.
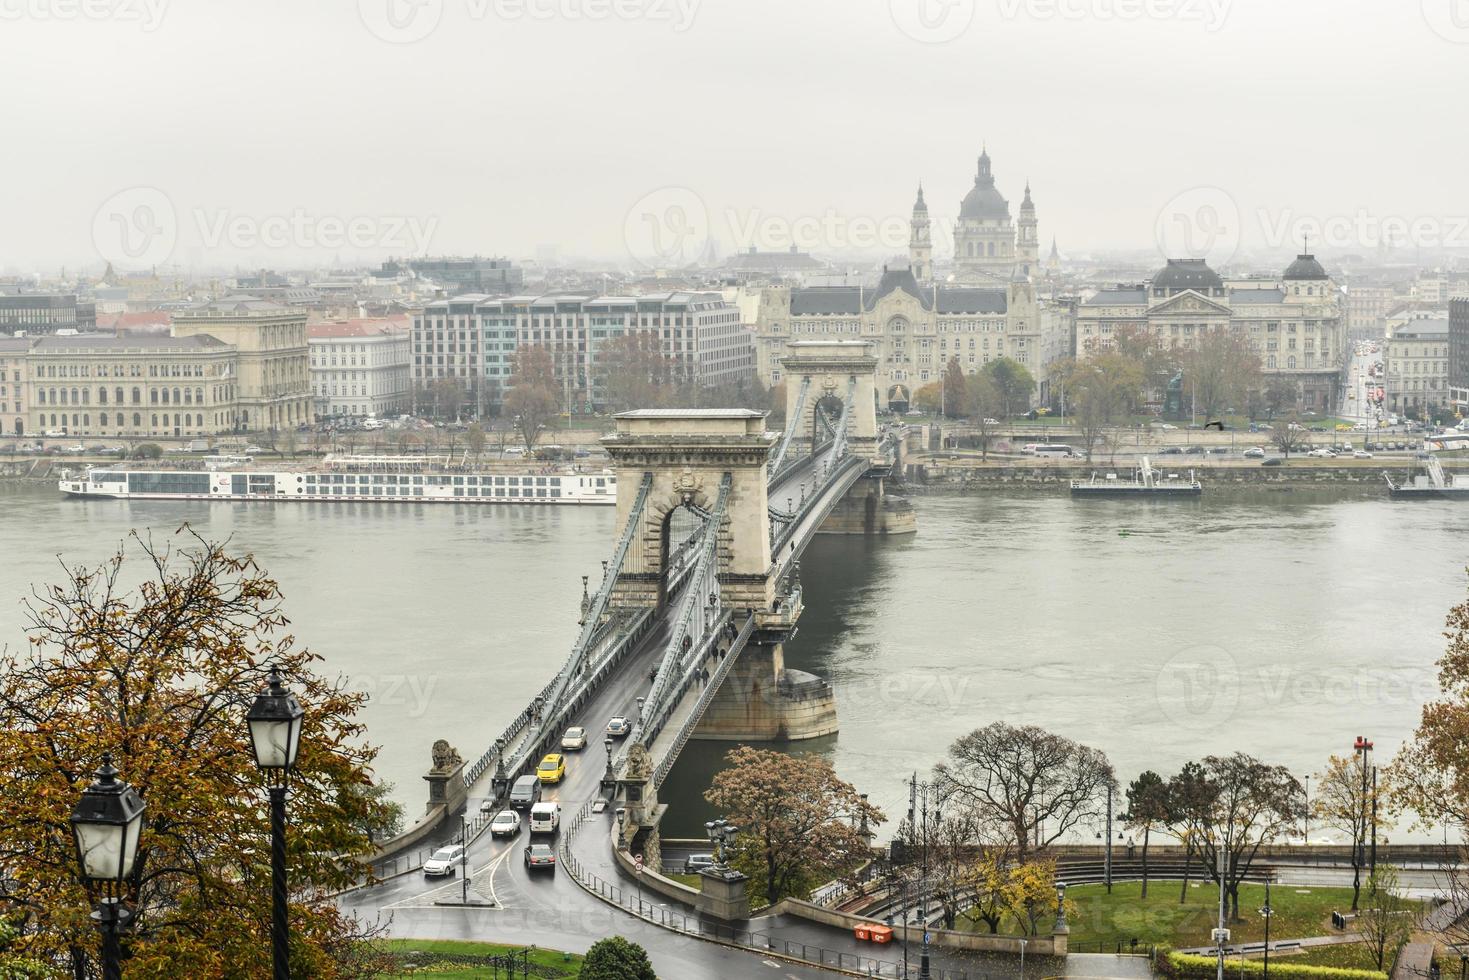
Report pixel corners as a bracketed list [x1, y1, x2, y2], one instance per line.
[173, 297, 311, 430]
[0, 337, 28, 436]
[23, 334, 239, 439]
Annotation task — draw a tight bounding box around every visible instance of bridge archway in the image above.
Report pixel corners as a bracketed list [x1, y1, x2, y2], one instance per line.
[780, 340, 879, 462]
[603, 409, 776, 613]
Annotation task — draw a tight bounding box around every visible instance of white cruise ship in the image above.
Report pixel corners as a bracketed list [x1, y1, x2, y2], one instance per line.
[58, 454, 617, 505]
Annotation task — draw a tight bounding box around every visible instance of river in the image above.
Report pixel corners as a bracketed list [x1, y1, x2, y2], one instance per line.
[0, 485, 1462, 840]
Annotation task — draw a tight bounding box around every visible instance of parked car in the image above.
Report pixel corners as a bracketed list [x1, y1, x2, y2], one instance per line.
[1159, 446, 1184, 455]
[1150, 421, 1178, 430]
[536, 753, 566, 784]
[524, 843, 557, 871]
[1243, 447, 1266, 459]
[1184, 445, 1205, 455]
[606, 716, 630, 738]
[561, 726, 587, 751]
[423, 844, 466, 878]
[489, 810, 522, 838]
[1262, 457, 1285, 466]
[683, 853, 716, 874]
[1207, 447, 1228, 455]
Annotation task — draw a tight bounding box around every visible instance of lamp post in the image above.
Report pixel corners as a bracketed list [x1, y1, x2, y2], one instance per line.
[246, 666, 305, 980]
[70, 754, 145, 980]
[1019, 937, 1028, 980]
[1260, 880, 1273, 980]
[1354, 736, 1373, 899]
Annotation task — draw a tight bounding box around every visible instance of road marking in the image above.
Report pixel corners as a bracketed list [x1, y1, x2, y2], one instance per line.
[380, 849, 512, 910]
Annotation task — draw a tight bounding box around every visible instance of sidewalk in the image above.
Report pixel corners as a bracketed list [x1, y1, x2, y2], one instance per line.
[1392, 942, 1434, 980]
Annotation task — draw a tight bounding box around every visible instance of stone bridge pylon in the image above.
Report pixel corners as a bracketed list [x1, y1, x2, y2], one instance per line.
[781, 340, 879, 462]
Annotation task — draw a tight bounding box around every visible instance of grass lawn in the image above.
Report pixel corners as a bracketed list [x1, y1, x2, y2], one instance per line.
[1060, 881, 1362, 948]
[1284, 942, 1389, 972]
[373, 939, 582, 978]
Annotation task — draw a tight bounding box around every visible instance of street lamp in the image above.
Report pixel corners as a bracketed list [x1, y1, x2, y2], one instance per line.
[1259, 880, 1273, 980]
[70, 754, 145, 980]
[705, 819, 738, 871]
[246, 666, 305, 980]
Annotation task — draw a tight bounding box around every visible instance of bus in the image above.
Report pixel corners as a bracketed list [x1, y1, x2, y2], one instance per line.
[1424, 433, 1469, 452]
[1031, 444, 1079, 458]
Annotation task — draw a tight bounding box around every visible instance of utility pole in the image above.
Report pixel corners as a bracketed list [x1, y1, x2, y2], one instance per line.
[1215, 834, 1229, 980]
[1370, 765, 1378, 888]
[1354, 736, 1373, 901]
[1105, 782, 1114, 895]
[1260, 880, 1273, 980]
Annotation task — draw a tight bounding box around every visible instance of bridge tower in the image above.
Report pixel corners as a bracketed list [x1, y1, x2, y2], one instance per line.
[603, 409, 776, 611]
[780, 340, 879, 462]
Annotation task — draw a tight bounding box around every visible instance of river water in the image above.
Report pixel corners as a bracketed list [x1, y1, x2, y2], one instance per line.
[1, 485, 1463, 840]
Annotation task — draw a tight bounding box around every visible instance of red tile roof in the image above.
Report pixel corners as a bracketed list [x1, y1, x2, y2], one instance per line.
[307, 316, 410, 339]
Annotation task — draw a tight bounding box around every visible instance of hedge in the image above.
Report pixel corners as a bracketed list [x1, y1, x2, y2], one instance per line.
[1161, 950, 1387, 980]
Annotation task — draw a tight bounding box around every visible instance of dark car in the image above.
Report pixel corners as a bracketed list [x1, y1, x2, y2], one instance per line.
[1207, 447, 1228, 455]
[1262, 457, 1285, 466]
[1184, 446, 1205, 455]
[1159, 446, 1184, 455]
[524, 843, 557, 872]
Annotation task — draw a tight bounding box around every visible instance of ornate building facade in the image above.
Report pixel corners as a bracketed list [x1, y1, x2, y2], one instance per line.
[1076, 255, 1347, 413]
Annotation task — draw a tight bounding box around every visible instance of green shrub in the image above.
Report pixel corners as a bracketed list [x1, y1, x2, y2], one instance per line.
[1162, 950, 1386, 980]
[131, 442, 163, 460]
[581, 936, 656, 980]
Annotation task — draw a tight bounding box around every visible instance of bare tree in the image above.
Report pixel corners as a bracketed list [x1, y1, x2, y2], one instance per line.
[1314, 753, 1390, 910]
[1271, 414, 1312, 457]
[1357, 866, 1416, 972]
[935, 722, 1115, 862]
[1192, 753, 1305, 920]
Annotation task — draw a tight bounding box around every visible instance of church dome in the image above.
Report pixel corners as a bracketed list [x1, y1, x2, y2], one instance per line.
[1152, 258, 1223, 292]
[1283, 253, 1328, 280]
[958, 149, 1010, 222]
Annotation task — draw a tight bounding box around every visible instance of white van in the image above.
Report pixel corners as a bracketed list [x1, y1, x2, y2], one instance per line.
[528, 801, 560, 835]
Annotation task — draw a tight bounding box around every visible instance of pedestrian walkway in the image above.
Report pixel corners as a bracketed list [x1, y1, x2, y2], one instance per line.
[1392, 941, 1434, 980]
[1066, 952, 1155, 979]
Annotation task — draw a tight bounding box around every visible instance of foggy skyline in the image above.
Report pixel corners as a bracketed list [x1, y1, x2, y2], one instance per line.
[3, 0, 1467, 273]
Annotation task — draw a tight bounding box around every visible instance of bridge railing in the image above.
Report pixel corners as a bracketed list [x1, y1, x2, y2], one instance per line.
[650, 609, 758, 790]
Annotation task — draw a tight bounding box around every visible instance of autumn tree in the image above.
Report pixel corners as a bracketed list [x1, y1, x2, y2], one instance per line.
[1314, 753, 1389, 910]
[581, 937, 656, 980]
[893, 800, 988, 930]
[1390, 579, 1469, 956]
[595, 330, 677, 413]
[1191, 753, 1305, 920]
[1123, 770, 1171, 898]
[982, 357, 1036, 419]
[464, 421, 487, 458]
[1181, 327, 1260, 421]
[1356, 866, 1415, 972]
[1165, 761, 1219, 904]
[705, 746, 884, 905]
[1271, 414, 1312, 457]
[1054, 354, 1144, 460]
[935, 722, 1115, 863]
[913, 380, 944, 416]
[503, 345, 560, 451]
[430, 378, 466, 420]
[965, 373, 1004, 460]
[1111, 324, 1180, 402]
[942, 357, 967, 419]
[0, 528, 393, 978]
[998, 859, 1065, 936]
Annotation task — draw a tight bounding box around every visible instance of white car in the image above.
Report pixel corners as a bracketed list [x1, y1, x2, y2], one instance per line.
[1353, 450, 1373, 459]
[489, 810, 522, 838]
[1307, 448, 1336, 458]
[1242, 447, 1266, 459]
[561, 726, 587, 751]
[606, 716, 630, 738]
[422, 844, 466, 877]
[982, 417, 999, 425]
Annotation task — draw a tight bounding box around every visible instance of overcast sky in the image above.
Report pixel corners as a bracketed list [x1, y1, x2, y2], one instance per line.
[2, 0, 1466, 275]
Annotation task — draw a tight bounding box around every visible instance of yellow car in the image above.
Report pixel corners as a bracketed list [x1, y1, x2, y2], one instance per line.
[536, 754, 566, 784]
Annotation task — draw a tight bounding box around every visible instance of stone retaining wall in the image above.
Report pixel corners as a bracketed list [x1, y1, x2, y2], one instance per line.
[772, 897, 1065, 955]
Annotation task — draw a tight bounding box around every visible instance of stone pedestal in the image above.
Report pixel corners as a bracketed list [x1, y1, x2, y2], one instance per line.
[698, 868, 751, 921]
[423, 739, 467, 817]
[693, 642, 838, 741]
[818, 476, 916, 536]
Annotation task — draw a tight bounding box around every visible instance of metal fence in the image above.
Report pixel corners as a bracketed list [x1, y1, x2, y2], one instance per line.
[558, 802, 976, 980]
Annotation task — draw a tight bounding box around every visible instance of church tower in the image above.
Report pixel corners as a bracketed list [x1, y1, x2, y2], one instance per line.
[953, 146, 1015, 283]
[909, 184, 932, 283]
[1046, 237, 1062, 277]
[1017, 181, 1039, 276]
